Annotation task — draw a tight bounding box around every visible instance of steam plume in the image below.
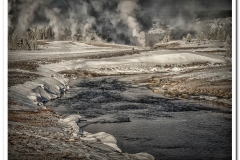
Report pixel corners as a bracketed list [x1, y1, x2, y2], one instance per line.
[117, 0, 145, 46]
[8, 0, 231, 46]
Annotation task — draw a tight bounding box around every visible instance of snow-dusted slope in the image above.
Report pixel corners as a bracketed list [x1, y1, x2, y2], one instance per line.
[38, 50, 226, 76]
[8, 41, 138, 61]
[9, 48, 227, 109]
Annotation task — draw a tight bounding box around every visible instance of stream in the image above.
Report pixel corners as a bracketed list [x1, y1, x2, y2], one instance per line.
[46, 75, 232, 160]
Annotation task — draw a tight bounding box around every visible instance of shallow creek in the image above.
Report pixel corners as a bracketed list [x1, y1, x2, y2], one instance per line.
[46, 75, 231, 160]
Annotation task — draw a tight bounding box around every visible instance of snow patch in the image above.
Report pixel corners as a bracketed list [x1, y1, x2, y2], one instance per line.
[82, 132, 122, 152]
[9, 76, 69, 108]
[59, 114, 122, 152]
[38, 51, 226, 76]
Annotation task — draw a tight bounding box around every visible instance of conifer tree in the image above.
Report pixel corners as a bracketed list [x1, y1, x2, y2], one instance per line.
[225, 34, 232, 57]
[186, 33, 191, 43]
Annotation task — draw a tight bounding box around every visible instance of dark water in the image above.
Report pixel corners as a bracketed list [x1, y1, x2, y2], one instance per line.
[85, 111, 231, 160]
[47, 76, 232, 160]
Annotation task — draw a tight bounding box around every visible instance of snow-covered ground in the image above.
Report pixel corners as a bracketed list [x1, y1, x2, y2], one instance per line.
[9, 41, 229, 108]
[37, 50, 227, 77]
[8, 41, 139, 61]
[8, 40, 231, 158]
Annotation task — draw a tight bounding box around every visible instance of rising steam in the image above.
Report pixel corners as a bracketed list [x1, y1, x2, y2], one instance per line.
[8, 0, 231, 46]
[8, 0, 147, 46]
[117, 0, 145, 47]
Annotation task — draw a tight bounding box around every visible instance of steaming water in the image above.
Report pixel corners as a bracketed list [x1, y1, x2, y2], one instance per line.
[47, 75, 231, 160]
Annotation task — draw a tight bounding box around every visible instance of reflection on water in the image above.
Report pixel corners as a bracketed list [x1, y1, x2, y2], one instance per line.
[186, 99, 232, 111]
[48, 76, 232, 160]
[85, 111, 231, 160]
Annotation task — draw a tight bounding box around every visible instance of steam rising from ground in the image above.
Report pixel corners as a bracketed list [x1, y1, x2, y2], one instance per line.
[8, 0, 146, 46]
[8, 0, 231, 46]
[117, 1, 145, 46]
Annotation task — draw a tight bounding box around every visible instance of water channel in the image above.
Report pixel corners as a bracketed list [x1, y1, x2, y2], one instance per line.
[46, 75, 232, 160]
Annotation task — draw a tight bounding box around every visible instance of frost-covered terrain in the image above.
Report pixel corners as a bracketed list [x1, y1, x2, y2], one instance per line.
[8, 41, 140, 61]
[8, 0, 233, 158]
[9, 40, 230, 107]
[8, 40, 232, 160]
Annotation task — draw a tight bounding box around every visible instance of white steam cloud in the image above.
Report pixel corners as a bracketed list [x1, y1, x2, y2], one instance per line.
[44, 8, 61, 40]
[9, 0, 229, 46]
[8, 0, 147, 47]
[14, 0, 53, 37]
[117, 0, 145, 47]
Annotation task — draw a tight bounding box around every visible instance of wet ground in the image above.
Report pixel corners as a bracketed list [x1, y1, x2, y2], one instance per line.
[46, 75, 232, 160]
